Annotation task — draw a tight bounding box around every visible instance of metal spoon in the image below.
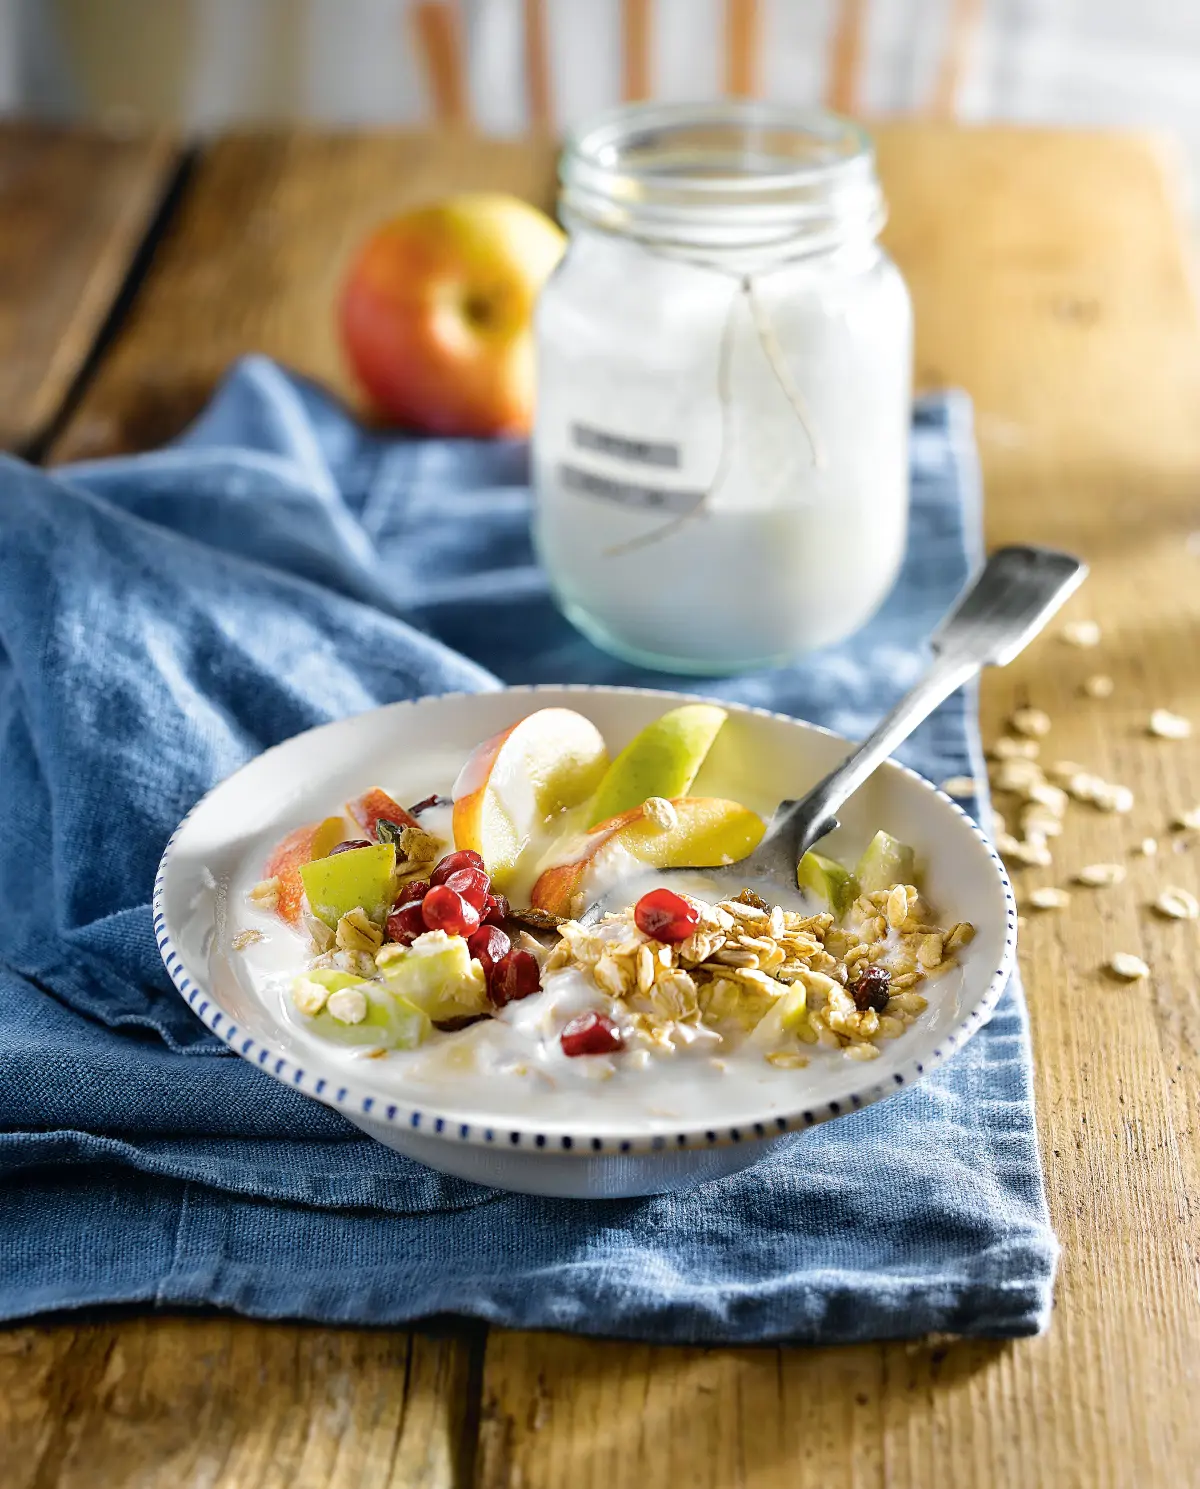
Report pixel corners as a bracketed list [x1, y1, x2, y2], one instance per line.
[582, 545, 1086, 922]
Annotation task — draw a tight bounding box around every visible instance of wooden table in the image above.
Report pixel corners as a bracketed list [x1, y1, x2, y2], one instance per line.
[2, 120, 1199, 1488]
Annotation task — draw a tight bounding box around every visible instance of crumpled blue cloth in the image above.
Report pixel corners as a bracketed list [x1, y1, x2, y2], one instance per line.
[0, 356, 1057, 1339]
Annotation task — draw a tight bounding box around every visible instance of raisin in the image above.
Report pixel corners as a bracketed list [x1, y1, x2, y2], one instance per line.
[734, 887, 771, 912]
[409, 794, 451, 817]
[850, 964, 891, 1014]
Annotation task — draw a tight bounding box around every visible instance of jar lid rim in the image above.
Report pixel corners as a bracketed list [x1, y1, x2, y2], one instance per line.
[559, 101, 883, 257]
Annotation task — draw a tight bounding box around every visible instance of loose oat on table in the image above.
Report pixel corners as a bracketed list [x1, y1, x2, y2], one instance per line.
[1074, 863, 1127, 887]
[1028, 886, 1071, 910]
[1171, 807, 1200, 831]
[939, 776, 977, 798]
[1009, 707, 1052, 739]
[1138, 838, 1159, 857]
[1149, 709, 1192, 740]
[1061, 620, 1102, 648]
[1081, 674, 1115, 699]
[1093, 782, 1134, 815]
[989, 736, 1041, 761]
[1152, 886, 1200, 921]
[1106, 952, 1149, 981]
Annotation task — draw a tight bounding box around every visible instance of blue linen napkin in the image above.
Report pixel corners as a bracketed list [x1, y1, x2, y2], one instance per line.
[0, 357, 1057, 1340]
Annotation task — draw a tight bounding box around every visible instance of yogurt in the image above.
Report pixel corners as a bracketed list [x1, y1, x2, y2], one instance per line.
[230, 754, 965, 1131]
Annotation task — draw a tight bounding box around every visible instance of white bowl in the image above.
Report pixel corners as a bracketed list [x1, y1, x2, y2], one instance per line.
[154, 685, 1016, 1199]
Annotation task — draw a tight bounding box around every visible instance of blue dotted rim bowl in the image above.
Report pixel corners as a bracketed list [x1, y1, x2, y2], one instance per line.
[153, 685, 1018, 1159]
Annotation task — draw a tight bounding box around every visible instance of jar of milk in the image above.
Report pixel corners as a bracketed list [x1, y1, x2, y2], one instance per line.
[532, 101, 912, 674]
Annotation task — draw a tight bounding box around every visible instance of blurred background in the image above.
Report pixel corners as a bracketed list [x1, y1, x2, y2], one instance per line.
[2, 0, 1198, 216]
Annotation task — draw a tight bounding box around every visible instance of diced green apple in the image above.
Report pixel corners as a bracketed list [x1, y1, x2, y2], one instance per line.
[299, 843, 397, 928]
[290, 968, 431, 1049]
[854, 830, 917, 894]
[796, 849, 859, 915]
[378, 930, 489, 1022]
[747, 985, 812, 1047]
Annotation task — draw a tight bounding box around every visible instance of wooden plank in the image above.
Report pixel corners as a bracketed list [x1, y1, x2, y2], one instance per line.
[0, 123, 177, 453]
[0, 1316, 481, 1489]
[51, 132, 558, 462]
[477, 127, 1200, 1487]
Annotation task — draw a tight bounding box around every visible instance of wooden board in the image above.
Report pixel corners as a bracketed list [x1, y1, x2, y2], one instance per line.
[49, 131, 559, 462]
[5, 124, 1200, 1486]
[0, 123, 178, 454]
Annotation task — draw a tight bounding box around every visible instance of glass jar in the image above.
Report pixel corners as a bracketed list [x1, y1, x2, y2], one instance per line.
[532, 101, 912, 675]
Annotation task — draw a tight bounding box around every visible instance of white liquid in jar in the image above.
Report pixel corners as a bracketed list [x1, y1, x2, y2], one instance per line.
[533, 234, 912, 672]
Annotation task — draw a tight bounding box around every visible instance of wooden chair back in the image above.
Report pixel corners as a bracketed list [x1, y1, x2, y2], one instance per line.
[412, 0, 983, 130]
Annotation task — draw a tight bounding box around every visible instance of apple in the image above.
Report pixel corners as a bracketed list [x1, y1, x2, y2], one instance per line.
[453, 707, 609, 891]
[347, 787, 419, 838]
[586, 703, 728, 827]
[338, 193, 565, 437]
[854, 831, 917, 894]
[529, 797, 766, 916]
[264, 816, 346, 925]
[796, 850, 859, 915]
[300, 843, 397, 929]
[291, 969, 432, 1049]
[378, 930, 489, 1023]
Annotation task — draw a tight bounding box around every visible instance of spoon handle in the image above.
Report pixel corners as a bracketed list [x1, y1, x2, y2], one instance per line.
[768, 545, 1088, 862]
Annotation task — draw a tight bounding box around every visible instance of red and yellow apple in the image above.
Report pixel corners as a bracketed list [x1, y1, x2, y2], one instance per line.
[338, 193, 565, 437]
[264, 815, 345, 924]
[529, 798, 766, 916]
[453, 708, 609, 890]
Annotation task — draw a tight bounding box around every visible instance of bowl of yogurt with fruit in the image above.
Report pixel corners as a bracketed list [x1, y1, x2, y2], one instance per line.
[155, 686, 1015, 1198]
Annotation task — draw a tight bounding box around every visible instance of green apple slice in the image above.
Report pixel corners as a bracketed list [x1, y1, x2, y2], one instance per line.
[378, 930, 489, 1022]
[290, 968, 431, 1049]
[796, 849, 859, 915]
[854, 830, 917, 895]
[586, 704, 728, 827]
[747, 985, 812, 1047]
[300, 843, 396, 928]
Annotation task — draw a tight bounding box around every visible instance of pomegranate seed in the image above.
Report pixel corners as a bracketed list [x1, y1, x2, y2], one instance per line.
[385, 902, 427, 945]
[431, 849, 486, 885]
[444, 866, 491, 910]
[394, 879, 430, 907]
[633, 888, 700, 944]
[489, 949, 541, 1007]
[329, 838, 373, 856]
[467, 924, 511, 980]
[560, 1011, 624, 1057]
[421, 884, 481, 937]
[483, 893, 510, 925]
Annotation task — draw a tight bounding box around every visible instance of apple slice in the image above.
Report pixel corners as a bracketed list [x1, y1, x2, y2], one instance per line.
[529, 797, 765, 916]
[797, 850, 859, 916]
[586, 703, 727, 828]
[300, 843, 397, 929]
[453, 707, 609, 890]
[264, 816, 346, 924]
[348, 787, 419, 837]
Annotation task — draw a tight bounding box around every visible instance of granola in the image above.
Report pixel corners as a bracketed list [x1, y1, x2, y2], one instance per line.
[542, 885, 973, 1065]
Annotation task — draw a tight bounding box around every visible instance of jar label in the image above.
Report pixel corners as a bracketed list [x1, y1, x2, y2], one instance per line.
[571, 423, 680, 470]
[559, 462, 703, 516]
